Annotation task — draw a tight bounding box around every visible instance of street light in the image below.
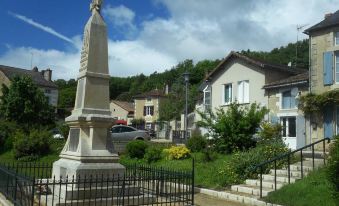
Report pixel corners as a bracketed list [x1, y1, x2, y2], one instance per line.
[183, 71, 190, 141]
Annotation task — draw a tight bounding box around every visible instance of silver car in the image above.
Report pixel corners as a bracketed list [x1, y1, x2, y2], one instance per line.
[111, 125, 150, 141]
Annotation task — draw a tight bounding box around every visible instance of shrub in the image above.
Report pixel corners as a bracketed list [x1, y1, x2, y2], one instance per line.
[126, 140, 148, 159]
[57, 122, 70, 139]
[327, 135, 339, 202]
[0, 120, 19, 152]
[13, 129, 51, 159]
[144, 147, 163, 163]
[186, 135, 207, 152]
[198, 102, 268, 153]
[164, 145, 190, 160]
[258, 122, 282, 144]
[219, 140, 288, 184]
[202, 148, 218, 162]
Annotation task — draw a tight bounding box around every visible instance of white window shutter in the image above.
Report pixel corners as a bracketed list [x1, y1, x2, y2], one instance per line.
[244, 81, 249, 103]
[238, 81, 244, 103]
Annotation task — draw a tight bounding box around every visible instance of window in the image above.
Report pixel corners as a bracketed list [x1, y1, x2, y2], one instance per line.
[282, 90, 296, 109]
[45, 89, 51, 94]
[203, 86, 211, 109]
[143, 106, 154, 116]
[238, 80, 249, 103]
[336, 53, 339, 83]
[335, 32, 339, 45]
[223, 84, 232, 104]
[281, 117, 296, 137]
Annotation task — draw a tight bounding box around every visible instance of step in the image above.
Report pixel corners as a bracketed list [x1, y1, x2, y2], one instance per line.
[231, 184, 273, 197]
[289, 164, 314, 172]
[221, 190, 263, 206]
[261, 174, 300, 183]
[270, 169, 309, 178]
[245, 179, 285, 190]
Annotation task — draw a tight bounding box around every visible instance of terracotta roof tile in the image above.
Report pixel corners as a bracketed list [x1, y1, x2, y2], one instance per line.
[263, 71, 309, 89]
[111, 100, 134, 113]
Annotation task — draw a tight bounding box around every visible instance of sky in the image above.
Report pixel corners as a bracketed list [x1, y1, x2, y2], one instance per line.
[0, 0, 338, 80]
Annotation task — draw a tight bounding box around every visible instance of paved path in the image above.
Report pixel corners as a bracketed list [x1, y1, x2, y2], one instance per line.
[195, 193, 248, 206]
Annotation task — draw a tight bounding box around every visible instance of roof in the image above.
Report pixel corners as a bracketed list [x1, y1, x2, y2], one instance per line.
[304, 11, 339, 34]
[111, 100, 134, 113]
[263, 71, 309, 89]
[205, 52, 306, 81]
[133, 89, 165, 99]
[0, 65, 57, 88]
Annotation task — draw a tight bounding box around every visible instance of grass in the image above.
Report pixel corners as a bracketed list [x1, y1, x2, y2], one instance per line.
[120, 152, 232, 189]
[264, 167, 336, 206]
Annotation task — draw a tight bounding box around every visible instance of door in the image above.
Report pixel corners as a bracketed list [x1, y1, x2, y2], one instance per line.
[281, 116, 297, 149]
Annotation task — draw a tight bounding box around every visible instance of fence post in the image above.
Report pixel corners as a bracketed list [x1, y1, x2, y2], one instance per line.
[31, 176, 35, 206]
[191, 158, 195, 205]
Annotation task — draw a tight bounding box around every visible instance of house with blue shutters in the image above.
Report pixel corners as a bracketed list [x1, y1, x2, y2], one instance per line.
[304, 11, 339, 143]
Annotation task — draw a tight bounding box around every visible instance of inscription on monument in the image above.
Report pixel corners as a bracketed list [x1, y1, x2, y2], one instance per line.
[68, 129, 80, 152]
[80, 29, 89, 72]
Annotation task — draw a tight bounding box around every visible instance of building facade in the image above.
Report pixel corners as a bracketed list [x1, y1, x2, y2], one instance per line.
[264, 72, 309, 149]
[0, 65, 58, 107]
[134, 89, 165, 130]
[304, 11, 339, 142]
[110, 100, 134, 125]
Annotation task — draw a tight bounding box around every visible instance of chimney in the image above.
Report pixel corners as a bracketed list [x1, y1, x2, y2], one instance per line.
[325, 13, 333, 19]
[41, 68, 52, 81]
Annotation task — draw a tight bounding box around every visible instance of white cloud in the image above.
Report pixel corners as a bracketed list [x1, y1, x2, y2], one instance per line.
[8, 11, 75, 45]
[2, 1, 339, 79]
[102, 5, 137, 38]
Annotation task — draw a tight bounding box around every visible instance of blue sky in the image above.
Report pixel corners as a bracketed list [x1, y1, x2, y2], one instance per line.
[0, 0, 338, 79]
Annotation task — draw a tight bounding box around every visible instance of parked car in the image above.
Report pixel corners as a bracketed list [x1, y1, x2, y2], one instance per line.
[51, 128, 64, 139]
[111, 125, 150, 141]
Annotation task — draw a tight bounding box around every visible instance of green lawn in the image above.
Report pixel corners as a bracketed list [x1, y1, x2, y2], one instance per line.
[120, 152, 232, 189]
[264, 168, 336, 206]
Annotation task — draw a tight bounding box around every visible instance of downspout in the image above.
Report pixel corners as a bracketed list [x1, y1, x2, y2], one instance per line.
[308, 36, 312, 145]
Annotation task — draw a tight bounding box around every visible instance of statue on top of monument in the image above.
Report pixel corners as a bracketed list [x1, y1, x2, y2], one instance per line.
[90, 0, 102, 12]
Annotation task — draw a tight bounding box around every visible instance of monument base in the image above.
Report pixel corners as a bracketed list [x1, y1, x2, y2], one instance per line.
[52, 158, 125, 182]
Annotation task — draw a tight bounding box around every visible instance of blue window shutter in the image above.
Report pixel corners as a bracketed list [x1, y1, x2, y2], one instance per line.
[323, 52, 333, 85]
[296, 115, 306, 149]
[324, 105, 334, 138]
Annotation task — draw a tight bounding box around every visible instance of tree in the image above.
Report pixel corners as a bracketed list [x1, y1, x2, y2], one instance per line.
[0, 76, 55, 127]
[197, 102, 269, 154]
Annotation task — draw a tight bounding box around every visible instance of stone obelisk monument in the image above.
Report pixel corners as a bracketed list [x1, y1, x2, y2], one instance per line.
[53, 0, 125, 179]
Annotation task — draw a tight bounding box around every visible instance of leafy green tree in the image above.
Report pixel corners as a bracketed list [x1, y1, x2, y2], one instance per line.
[0, 76, 55, 127]
[198, 102, 269, 153]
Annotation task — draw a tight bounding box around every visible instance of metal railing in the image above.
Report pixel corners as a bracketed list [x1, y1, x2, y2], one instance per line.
[0, 161, 195, 206]
[254, 137, 331, 198]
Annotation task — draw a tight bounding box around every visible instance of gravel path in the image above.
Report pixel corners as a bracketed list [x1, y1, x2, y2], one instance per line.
[194, 193, 249, 206]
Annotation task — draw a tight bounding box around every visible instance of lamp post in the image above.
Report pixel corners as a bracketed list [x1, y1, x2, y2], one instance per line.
[183, 72, 190, 141]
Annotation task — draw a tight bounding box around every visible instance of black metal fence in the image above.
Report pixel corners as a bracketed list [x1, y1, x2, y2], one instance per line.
[0, 162, 194, 206]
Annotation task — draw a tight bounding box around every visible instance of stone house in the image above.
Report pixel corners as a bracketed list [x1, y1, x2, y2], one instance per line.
[0, 65, 58, 107]
[304, 11, 339, 142]
[133, 89, 165, 130]
[198, 52, 307, 148]
[110, 100, 134, 125]
[263, 72, 309, 149]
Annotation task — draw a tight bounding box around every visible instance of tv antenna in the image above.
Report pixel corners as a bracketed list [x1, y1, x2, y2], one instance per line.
[295, 24, 308, 67]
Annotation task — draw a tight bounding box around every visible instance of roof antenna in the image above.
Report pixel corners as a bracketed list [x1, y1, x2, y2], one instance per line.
[296, 24, 308, 67]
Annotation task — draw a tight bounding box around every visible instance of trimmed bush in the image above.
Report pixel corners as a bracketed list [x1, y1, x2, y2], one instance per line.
[219, 140, 288, 184]
[327, 135, 339, 202]
[186, 135, 207, 152]
[13, 129, 51, 159]
[144, 147, 163, 163]
[164, 145, 190, 160]
[126, 140, 148, 159]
